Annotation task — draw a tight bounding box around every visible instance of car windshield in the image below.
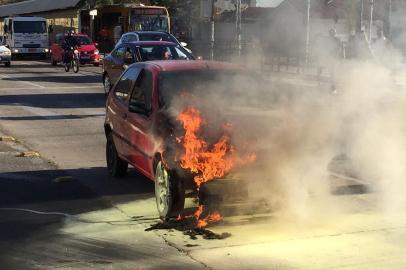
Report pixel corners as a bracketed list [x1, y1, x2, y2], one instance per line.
[138, 33, 177, 43]
[159, 69, 261, 108]
[13, 21, 46, 34]
[138, 45, 191, 61]
[74, 36, 93, 45]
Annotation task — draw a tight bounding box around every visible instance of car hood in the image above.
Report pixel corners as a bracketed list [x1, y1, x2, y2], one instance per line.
[0, 45, 10, 52]
[78, 44, 96, 52]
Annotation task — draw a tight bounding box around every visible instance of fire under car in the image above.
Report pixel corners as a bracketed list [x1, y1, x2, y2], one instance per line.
[104, 60, 259, 219]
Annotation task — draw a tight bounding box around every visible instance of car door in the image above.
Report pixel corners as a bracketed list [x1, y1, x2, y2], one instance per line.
[108, 67, 141, 156]
[122, 68, 155, 179]
[110, 46, 126, 84]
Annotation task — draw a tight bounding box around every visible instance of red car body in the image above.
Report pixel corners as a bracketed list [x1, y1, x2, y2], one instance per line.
[104, 60, 243, 218]
[50, 33, 100, 66]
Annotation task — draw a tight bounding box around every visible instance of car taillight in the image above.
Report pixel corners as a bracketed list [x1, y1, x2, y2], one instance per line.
[94, 49, 99, 55]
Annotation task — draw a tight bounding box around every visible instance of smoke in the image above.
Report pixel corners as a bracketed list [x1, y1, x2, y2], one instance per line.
[164, 19, 406, 223]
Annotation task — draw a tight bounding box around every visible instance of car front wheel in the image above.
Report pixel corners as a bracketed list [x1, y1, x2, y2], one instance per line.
[5, 62, 10, 67]
[106, 133, 128, 177]
[154, 160, 185, 220]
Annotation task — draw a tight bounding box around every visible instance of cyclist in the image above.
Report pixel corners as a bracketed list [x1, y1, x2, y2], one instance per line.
[62, 30, 79, 66]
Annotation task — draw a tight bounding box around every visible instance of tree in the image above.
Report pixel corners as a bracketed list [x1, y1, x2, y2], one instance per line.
[149, 0, 178, 15]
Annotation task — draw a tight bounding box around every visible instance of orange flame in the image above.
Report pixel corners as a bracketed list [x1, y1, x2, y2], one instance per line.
[177, 106, 256, 189]
[194, 205, 222, 229]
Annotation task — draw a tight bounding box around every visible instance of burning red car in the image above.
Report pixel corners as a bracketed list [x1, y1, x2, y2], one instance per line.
[50, 33, 100, 66]
[104, 60, 255, 220]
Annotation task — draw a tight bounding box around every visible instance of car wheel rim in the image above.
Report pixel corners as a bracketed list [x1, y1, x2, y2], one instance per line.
[155, 161, 169, 214]
[104, 76, 111, 94]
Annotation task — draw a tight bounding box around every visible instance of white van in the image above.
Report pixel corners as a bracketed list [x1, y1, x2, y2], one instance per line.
[3, 16, 49, 58]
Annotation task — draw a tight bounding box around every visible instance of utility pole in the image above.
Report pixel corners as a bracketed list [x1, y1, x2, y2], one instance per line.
[369, 0, 374, 43]
[236, 0, 242, 57]
[305, 0, 311, 64]
[360, 0, 364, 32]
[210, 0, 215, 60]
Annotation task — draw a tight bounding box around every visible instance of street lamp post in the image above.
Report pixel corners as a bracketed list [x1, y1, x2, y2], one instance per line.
[369, 0, 374, 43]
[210, 0, 215, 60]
[305, 0, 311, 64]
[236, 0, 242, 57]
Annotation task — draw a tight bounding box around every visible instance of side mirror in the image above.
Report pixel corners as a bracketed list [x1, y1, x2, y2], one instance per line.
[129, 101, 149, 116]
[180, 41, 188, 47]
[5, 45, 10, 49]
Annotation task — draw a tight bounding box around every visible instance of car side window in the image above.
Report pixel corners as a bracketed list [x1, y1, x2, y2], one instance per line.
[114, 46, 126, 59]
[127, 34, 138, 42]
[130, 69, 153, 112]
[114, 67, 141, 103]
[170, 46, 189, 60]
[124, 47, 135, 64]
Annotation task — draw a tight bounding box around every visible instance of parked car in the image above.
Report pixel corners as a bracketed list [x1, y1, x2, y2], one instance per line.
[115, 31, 193, 54]
[102, 41, 194, 95]
[50, 33, 100, 66]
[0, 37, 11, 67]
[104, 60, 244, 219]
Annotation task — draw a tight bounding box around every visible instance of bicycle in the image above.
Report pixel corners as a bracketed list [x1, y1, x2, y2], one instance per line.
[64, 47, 80, 73]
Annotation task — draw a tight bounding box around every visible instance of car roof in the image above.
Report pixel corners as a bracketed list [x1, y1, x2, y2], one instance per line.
[140, 60, 241, 72]
[129, 31, 172, 35]
[125, 41, 178, 46]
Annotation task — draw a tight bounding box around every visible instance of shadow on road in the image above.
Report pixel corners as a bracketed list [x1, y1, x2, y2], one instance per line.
[2, 74, 101, 84]
[0, 114, 105, 121]
[0, 93, 105, 109]
[0, 167, 154, 208]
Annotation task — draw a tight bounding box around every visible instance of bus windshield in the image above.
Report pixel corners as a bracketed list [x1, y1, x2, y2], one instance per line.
[14, 21, 46, 34]
[130, 8, 169, 32]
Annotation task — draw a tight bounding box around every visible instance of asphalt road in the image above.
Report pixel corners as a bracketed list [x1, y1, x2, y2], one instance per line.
[1, 60, 406, 270]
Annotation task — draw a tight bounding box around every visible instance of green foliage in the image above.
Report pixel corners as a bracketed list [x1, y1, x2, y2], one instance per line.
[149, 0, 178, 14]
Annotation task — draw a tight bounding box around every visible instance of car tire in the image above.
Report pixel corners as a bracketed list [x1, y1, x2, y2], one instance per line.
[51, 57, 57, 66]
[5, 62, 10, 67]
[103, 74, 112, 96]
[93, 63, 100, 67]
[154, 160, 185, 220]
[106, 133, 128, 178]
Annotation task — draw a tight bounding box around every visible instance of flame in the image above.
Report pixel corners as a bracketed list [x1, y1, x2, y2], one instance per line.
[194, 205, 222, 229]
[177, 106, 256, 189]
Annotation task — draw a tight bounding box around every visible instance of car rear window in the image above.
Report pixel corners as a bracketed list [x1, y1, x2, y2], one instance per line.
[138, 45, 191, 61]
[138, 33, 177, 43]
[74, 36, 93, 45]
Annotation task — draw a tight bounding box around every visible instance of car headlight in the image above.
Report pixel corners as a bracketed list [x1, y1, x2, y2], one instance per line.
[94, 49, 99, 55]
[44, 48, 49, 53]
[14, 49, 19, 53]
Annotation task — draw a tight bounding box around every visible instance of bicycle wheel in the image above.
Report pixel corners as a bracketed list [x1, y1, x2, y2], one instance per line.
[72, 59, 79, 73]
